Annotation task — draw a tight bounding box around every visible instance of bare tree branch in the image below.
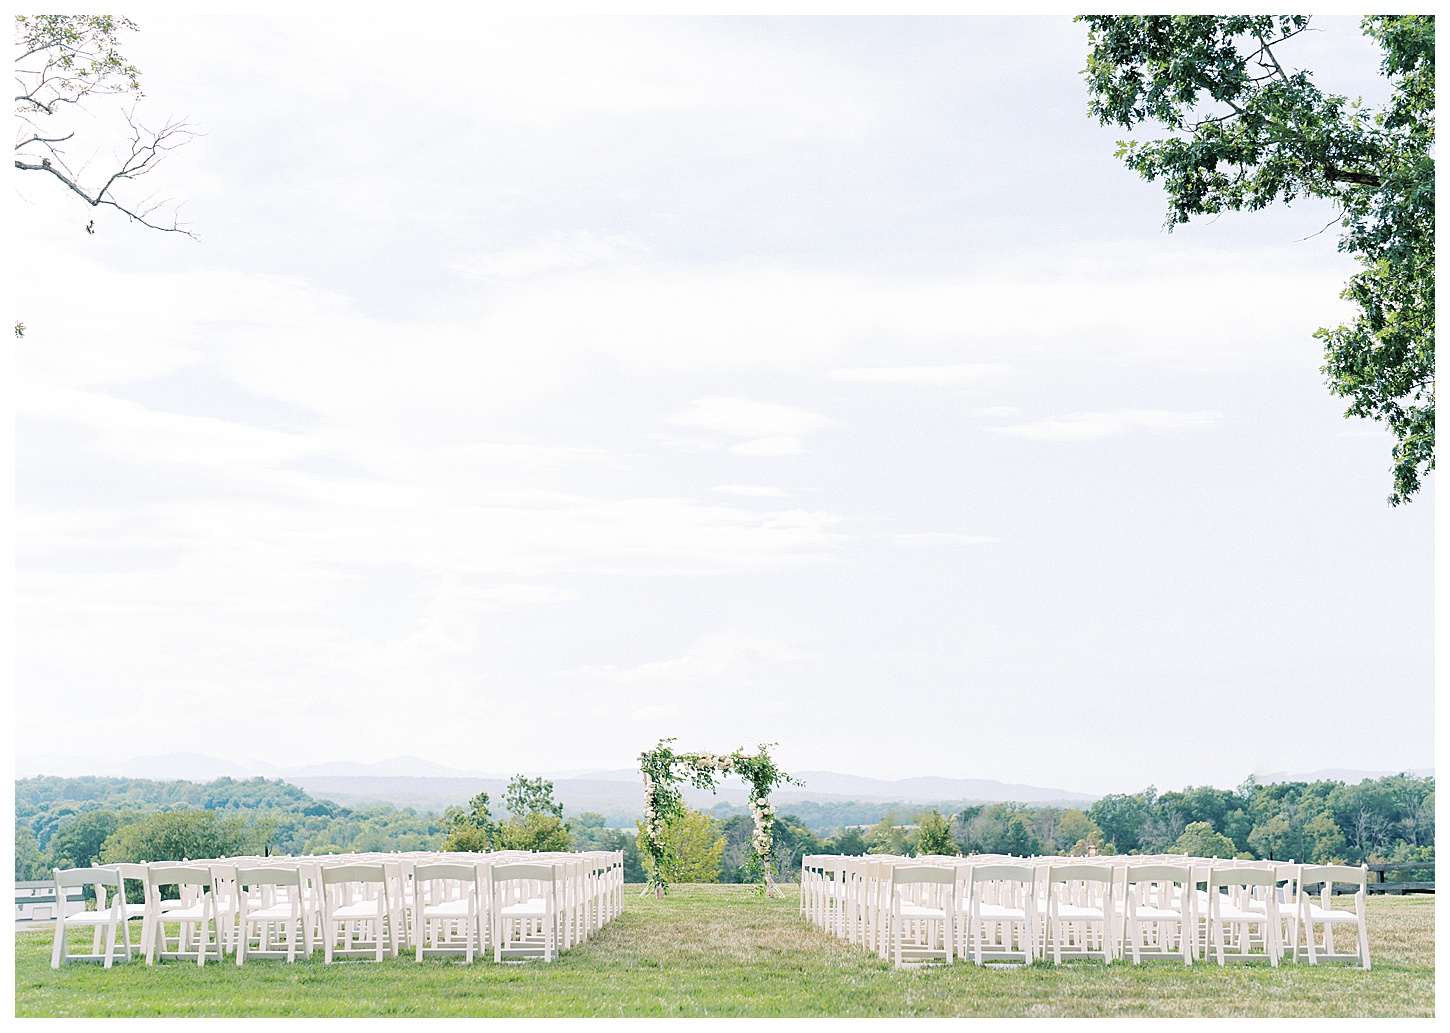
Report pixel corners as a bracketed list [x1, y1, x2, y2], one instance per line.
[15, 15, 199, 239]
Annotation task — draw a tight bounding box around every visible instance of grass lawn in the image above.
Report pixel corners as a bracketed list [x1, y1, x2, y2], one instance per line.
[14, 885, 1434, 1017]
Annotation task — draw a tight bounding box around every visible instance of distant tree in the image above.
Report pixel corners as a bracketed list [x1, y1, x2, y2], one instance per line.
[1088, 794, 1150, 853]
[915, 809, 958, 856]
[1058, 809, 1107, 855]
[485, 775, 571, 852]
[1170, 821, 1239, 859]
[1080, 15, 1435, 504]
[998, 813, 1044, 857]
[1304, 810, 1347, 864]
[639, 806, 724, 884]
[769, 815, 824, 879]
[46, 810, 123, 869]
[504, 776, 564, 820]
[823, 827, 869, 856]
[441, 791, 500, 852]
[16, 827, 44, 880]
[98, 809, 250, 863]
[864, 813, 916, 856]
[497, 811, 572, 853]
[569, 812, 647, 881]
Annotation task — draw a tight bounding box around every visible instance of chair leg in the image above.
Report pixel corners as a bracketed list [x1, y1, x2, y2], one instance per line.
[51, 921, 66, 970]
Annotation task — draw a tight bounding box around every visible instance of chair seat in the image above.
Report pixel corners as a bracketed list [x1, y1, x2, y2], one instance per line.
[62, 911, 124, 927]
[421, 900, 473, 919]
[898, 904, 947, 919]
[501, 902, 549, 918]
[1131, 906, 1186, 921]
[244, 904, 301, 922]
[975, 905, 1029, 921]
[153, 905, 208, 923]
[1303, 905, 1360, 922]
[333, 901, 385, 920]
[1214, 905, 1268, 922]
[1054, 905, 1108, 920]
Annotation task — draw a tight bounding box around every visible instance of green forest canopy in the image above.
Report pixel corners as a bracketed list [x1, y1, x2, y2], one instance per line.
[14, 771, 1432, 884]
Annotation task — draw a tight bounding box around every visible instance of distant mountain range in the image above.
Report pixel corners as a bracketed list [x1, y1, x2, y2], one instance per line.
[16, 752, 1430, 820]
[16, 752, 1096, 815]
[1254, 767, 1434, 783]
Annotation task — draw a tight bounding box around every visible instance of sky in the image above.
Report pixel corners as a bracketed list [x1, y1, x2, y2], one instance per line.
[12, 16, 1434, 795]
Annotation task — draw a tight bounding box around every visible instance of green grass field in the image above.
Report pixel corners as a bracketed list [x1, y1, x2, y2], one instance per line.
[15, 886, 1434, 1017]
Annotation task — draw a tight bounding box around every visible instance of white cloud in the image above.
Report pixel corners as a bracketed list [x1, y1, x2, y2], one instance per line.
[730, 436, 805, 456]
[712, 484, 790, 497]
[566, 633, 807, 687]
[827, 364, 1009, 385]
[667, 397, 837, 439]
[451, 231, 649, 280]
[891, 532, 1000, 547]
[987, 409, 1224, 442]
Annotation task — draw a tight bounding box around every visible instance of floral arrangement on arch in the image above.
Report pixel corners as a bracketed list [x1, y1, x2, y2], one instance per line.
[638, 738, 800, 897]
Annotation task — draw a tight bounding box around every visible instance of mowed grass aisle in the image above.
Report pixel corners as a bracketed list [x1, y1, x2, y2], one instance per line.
[15, 886, 1434, 1017]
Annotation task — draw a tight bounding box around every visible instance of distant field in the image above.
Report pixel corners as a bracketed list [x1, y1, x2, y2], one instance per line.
[15, 887, 1433, 1018]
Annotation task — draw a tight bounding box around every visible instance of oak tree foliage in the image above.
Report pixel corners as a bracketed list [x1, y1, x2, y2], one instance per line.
[1080, 15, 1434, 504]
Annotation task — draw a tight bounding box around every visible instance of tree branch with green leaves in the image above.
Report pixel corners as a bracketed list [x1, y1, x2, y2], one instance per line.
[14, 14, 200, 238]
[1079, 15, 1434, 504]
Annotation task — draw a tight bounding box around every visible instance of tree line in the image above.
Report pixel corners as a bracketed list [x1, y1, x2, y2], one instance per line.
[15, 771, 1432, 884]
[618, 772, 1437, 885]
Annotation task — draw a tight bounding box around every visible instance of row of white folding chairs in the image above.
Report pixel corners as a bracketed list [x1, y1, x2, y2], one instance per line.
[800, 854, 1371, 970]
[49, 850, 623, 969]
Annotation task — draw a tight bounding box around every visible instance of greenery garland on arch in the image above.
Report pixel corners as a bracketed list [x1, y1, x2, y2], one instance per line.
[638, 738, 800, 898]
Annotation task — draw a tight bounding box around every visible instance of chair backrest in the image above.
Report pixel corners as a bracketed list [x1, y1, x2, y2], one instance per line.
[890, 864, 954, 888]
[145, 865, 213, 888]
[491, 863, 556, 883]
[236, 866, 301, 889]
[970, 864, 1036, 885]
[1124, 864, 1192, 886]
[1299, 864, 1367, 892]
[54, 866, 122, 890]
[1046, 864, 1116, 885]
[321, 864, 387, 886]
[1209, 866, 1275, 889]
[414, 863, 480, 885]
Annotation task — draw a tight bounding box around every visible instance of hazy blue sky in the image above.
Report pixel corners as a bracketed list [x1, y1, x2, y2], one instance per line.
[14, 16, 1432, 793]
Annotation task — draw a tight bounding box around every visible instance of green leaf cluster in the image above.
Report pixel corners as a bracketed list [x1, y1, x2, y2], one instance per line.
[14, 15, 143, 114]
[440, 776, 571, 853]
[1080, 15, 1435, 504]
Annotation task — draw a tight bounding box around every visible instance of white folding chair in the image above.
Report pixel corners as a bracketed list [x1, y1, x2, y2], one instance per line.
[1046, 864, 1117, 964]
[888, 864, 955, 968]
[1206, 866, 1281, 966]
[50, 867, 133, 969]
[964, 863, 1039, 965]
[1123, 864, 1194, 965]
[320, 864, 397, 963]
[143, 865, 222, 966]
[493, 862, 559, 963]
[235, 866, 310, 964]
[1298, 864, 1371, 969]
[413, 863, 481, 963]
